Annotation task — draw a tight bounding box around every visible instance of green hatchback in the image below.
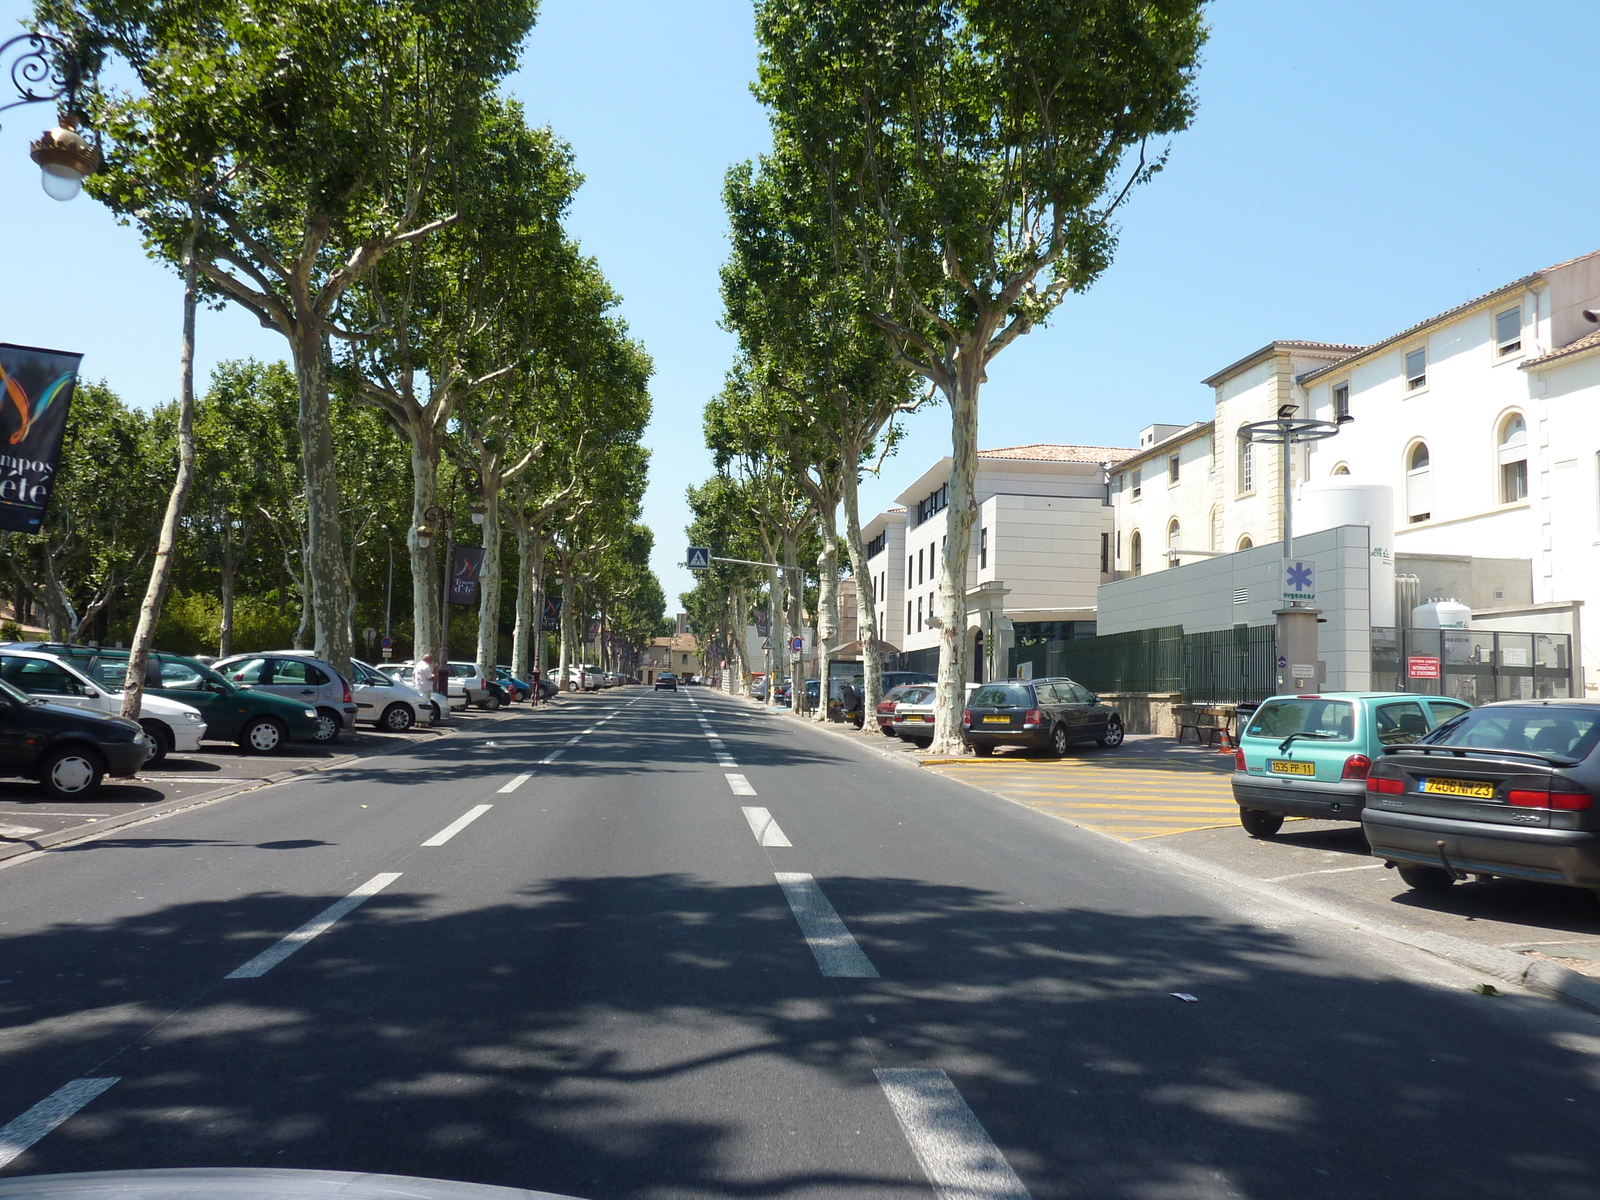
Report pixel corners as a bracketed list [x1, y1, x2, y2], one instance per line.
[15, 644, 323, 754]
[1232, 692, 1472, 837]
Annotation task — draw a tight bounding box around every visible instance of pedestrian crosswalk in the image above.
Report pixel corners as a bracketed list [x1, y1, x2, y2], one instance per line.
[925, 759, 1241, 840]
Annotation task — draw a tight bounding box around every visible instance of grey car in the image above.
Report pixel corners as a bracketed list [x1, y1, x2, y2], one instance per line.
[214, 652, 359, 742]
[1364, 699, 1600, 895]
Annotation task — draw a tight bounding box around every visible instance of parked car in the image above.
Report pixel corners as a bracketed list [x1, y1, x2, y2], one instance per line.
[961, 677, 1125, 757]
[443, 661, 498, 709]
[882, 671, 936, 692]
[890, 686, 939, 747]
[0, 676, 151, 798]
[19, 643, 324, 754]
[213, 652, 359, 742]
[1232, 691, 1472, 837]
[1363, 699, 1600, 894]
[495, 667, 532, 703]
[875, 683, 928, 737]
[0, 648, 206, 766]
[655, 671, 678, 691]
[750, 675, 770, 701]
[377, 662, 468, 712]
[348, 658, 428, 731]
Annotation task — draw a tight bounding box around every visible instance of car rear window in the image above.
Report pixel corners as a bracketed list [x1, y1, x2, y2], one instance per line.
[970, 684, 1031, 708]
[1422, 706, 1600, 762]
[898, 687, 934, 704]
[1246, 699, 1354, 742]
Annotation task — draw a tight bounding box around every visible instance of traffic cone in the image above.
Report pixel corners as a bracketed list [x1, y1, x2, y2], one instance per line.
[1216, 726, 1233, 752]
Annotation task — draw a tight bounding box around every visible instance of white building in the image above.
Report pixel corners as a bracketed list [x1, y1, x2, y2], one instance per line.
[861, 507, 908, 652]
[1112, 248, 1600, 692]
[879, 443, 1133, 677]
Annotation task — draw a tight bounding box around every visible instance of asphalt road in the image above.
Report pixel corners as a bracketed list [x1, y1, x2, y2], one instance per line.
[1, 686, 1598, 1199]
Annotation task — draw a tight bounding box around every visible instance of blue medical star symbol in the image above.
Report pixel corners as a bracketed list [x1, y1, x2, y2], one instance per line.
[1286, 562, 1314, 591]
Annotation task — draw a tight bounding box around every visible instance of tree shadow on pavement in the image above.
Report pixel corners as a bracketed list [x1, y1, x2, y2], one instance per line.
[1, 873, 1598, 1199]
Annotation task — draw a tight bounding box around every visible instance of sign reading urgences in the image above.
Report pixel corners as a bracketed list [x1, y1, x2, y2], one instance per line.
[0, 343, 84, 533]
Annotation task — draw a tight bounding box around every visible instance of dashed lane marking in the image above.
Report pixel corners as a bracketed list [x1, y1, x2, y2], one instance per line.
[0, 1077, 121, 1169]
[726, 773, 756, 796]
[775, 872, 878, 978]
[225, 872, 401, 979]
[875, 1069, 1031, 1200]
[741, 806, 792, 847]
[422, 804, 493, 847]
[497, 773, 531, 793]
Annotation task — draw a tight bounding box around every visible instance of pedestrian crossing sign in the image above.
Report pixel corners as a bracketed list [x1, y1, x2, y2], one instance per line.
[687, 546, 712, 571]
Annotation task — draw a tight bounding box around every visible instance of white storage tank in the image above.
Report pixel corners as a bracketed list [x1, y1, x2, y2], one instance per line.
[1296, 478, 1397, 626]
[1411, 599, 1472, 630]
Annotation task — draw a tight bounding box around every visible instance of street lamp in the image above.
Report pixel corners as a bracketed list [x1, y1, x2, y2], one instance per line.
[2, 34, 99, 201]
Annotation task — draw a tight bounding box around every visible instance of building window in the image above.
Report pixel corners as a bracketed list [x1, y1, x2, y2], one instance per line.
[1237, 534, 1253, 551]
[1498, 413, 1528, 503]
[915, 483, 949, 524]
[1332, 462, 1351, 476]
[1405, 346, 1427, 391]
[1130, 531, 1142, 577]
[979, 527, 988, 569]
[916, 596, 923, 632]
[917, 548, 924, 585]
[1166, 518, 1181, 566]
[1495, 307, 1523, 358]
[1333, 383, 1350, 421]
[1406, 441, 1432, 522]
[1168, 454, 1180, 484]
[907, 600, 911, 631]
[1100, 532, 1110, 574]
[1210, 506, 1222, 551]
[1131, 467, 1142, 499]
[1238, 437, 1253, 494]
[866, 530, 887, 559]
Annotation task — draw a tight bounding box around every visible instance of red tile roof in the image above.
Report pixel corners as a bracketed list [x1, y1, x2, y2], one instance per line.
[1524, 328, 1600, 368]
[979, 443, 1136, 464]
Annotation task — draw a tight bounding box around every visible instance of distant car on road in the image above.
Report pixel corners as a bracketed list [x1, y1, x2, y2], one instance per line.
[1233, 691, 1471, 838]
[0, 676, 150, 798]
[961, 677, 1124, 757]
[655, 672, 678, 691]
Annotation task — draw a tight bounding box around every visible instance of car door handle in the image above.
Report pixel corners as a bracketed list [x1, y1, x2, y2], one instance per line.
[300, 689, 315, 695]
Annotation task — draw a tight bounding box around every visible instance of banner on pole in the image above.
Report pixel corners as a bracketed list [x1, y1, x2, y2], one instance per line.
[449, 545, 484, 606]
[0, 343, 84, 533]
[541, 596, 562, 632]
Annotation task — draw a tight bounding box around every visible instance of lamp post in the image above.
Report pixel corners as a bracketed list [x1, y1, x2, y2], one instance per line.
[1, 34, 99, 201]
[1237, 410, 1342, 693]
[413, 472, 482, 719]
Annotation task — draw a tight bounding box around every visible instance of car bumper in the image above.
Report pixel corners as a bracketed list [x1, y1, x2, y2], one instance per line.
[105, 740, 151, 777]
[962, 727, 1050, 748]
[171, 724, 207, 753]
[1232, 772, 1367, 821]
[1363, 808, 1600, 886]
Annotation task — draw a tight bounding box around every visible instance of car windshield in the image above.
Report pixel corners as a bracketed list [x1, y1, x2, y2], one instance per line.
[0, 676, 38, 705]
[1421, 706, 1600, 762]
[1246, 699, 1355, 742]
[971, 684, 1031, 708]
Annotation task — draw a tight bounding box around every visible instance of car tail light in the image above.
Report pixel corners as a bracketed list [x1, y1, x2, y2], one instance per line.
[1023, 708, 1042, 728]
[1341, 754, 1372, 781]
[1509, 782, 1594, 811]
[962, 710, 971, 728]
[1366, 776, 1404, 795]
[878, 701, 895, 714]
[1234, 748, 1246, 771]
[342, 679, 353, 704]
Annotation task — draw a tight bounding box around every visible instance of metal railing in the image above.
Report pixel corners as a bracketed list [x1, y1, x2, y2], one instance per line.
[1008, 623, 1278, 704]
[1371, 627, 1574, 701]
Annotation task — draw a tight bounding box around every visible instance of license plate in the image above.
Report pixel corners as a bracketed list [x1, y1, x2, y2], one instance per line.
[1269, 760, 1315, 776]
[1422, 777, 1494, 799]
[904, 715, 928, 722]
[982, 715, 1010, 724]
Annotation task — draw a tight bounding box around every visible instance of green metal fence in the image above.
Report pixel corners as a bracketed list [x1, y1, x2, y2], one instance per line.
[1008, 624, 1277, 704]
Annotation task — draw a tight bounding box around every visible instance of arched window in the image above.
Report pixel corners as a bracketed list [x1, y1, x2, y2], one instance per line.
[1406, 442, 1432, 523]
[1498, 413, 1527, 503]
[1130, 531, 1143, 577]
[1166, 518, 1181, 567]
[1332, 462, 1351, 476]
[1238, 437, 1254, 494]
[1210, 506, 1223, 552]
[1237, 534, 1253, 551]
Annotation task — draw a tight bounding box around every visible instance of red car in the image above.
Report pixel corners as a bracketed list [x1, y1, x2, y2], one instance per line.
[876, 684, 929, 738]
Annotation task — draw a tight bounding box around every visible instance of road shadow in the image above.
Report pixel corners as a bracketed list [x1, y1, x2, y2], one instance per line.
[1, 873, 1597, 1198]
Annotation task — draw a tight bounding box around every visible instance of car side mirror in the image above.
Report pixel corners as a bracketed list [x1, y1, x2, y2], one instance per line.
[1089, 694, 1099, 705]
[84, 687, 101, 699]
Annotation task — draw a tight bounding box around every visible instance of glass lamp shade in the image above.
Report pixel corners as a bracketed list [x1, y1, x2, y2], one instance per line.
[40, 162, 84, 201]
[31, 124, 97, 202]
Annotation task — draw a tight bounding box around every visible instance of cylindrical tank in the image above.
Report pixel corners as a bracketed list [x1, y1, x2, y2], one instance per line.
[1412, 599, 1472, 629]
[1296, 478, 1397, 627]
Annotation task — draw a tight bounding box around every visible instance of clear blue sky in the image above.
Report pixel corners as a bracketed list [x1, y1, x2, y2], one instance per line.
[2, 0, 1598, 613]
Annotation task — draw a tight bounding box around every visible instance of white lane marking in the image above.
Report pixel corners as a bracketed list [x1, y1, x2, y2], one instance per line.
[726, 773, 756, 795]
[0, 1077, 120, 1169]
[774, 872, 878, 978]
[0, 824, 44, 838]
[741, 806, 792, 847]
[422, 804, 493, 847]
[226, 873, 402, 979]
[540, 748, 566, 764]
[1265, 863, 1385, 883]
[875, 1069, 1031, 1200]
[565, 736, 584, 746]
[497, 773, 531, 794]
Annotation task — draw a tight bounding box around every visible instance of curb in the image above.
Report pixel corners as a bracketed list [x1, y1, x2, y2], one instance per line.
[734, 690, 1600, 1019]
[0, 724, 458, 868]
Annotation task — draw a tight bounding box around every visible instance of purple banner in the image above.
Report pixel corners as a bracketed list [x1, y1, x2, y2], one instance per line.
[0, 343, 83, 533]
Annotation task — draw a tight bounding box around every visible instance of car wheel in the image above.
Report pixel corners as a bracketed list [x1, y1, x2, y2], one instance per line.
[882, 727, 898, 738]
[38, 745, 105, 799]
[1397, 865, 1456, 893]
[429, 701, 442, 724]
[313, 708, 341, 743]
[973, 742, 995, 757]
[481, 692, 501, 711]
[913, 737, 933, 750]
[138, 720, 173, 767]
[381, 703, 415, 732]
[1051, 724, 1071, 757]
[1239, 807, 1285, 838]
[1097, 716, 1125, 748]
[238, 716, 287, 754]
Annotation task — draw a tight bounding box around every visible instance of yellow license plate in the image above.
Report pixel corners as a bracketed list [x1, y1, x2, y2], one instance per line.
[982, 715, 1010, 724]
[1423, 777, 1494, 799]
[1269, 760, 1316, 776]
[904, 715, 928, 722]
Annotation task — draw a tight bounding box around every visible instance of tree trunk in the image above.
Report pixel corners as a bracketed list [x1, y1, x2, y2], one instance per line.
[409, 439, 440, 674]
[782, 531, 806, 716]
[290, 326, 350, 673]
[813, 495, 840, 723]
[930, 353, 985, 754]
[218, 531, 237, 658]
[510, 520, 542, 681]
[763, 554, 785, 711]
[556, 569, 575, 689]
[841, 457, 883, 728]
[292, 539, 312, 650]
[121, 212, 201, 719]
[475, 483, 503, 679]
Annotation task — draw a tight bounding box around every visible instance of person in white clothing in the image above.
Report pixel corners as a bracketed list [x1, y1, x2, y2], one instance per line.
[415, 654, 446, 722]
